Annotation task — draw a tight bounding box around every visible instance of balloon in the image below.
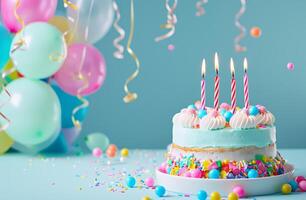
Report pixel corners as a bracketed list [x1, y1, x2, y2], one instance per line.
[1, 60, 23, 82]
[1, 0, 57, 33]
[67, 0, 114, 43]
[43, 133, 68, 153]
[10, 22, 67, 79]
[48, 16, 74, 45]
[52, 84, 88, 128]
[85, 132, 109, 151]
[0, 24, 12, 69]
[62, 127, 81, 146]
[0, 132, 14, 154]
[53, 44, 106, 96]
[0, 78, 61, 146]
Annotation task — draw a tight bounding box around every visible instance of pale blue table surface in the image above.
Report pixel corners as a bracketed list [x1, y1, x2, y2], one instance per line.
[1, 149, 306, 200]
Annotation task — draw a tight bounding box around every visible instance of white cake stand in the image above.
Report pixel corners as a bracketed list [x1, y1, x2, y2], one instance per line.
[156, 164, 294, 197]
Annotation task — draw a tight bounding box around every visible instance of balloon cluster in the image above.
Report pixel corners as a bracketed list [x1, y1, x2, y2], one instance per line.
[0, 0, 114, 154]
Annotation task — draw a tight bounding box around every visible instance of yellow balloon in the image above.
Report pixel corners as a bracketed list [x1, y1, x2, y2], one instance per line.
[48, 16, 74, 44]
[0, 132, 13, 154]
[2, 60, 22, 81]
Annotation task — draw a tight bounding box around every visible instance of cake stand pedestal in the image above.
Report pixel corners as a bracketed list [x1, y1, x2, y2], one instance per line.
[156, 164, 294, 197]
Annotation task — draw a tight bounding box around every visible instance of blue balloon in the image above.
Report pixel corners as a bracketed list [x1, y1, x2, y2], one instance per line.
[52, 84, 89, 128]
[0, 24, 12, 70]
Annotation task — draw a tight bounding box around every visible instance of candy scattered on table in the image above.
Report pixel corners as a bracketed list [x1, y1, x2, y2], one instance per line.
[250, 27, 262, 38]
[142, 196, 151, 200]
[299, 180, 306, 191]
[92, 147, 102, 158]
[155, 185, 166, 197]
[228, 192, 239, 200]
[197, 190, 207, 200]
[121, 148, 129, 157]
[233, 186, 245, 198]
[287, 62, 294, 71]
[126, 176, 136, 188]
[281, 183, 292, 194]
[210, 191, 221, 200]
[289, 180, 299, 191]
[144, 177, 154, 187]
[106, 145, 117, 158]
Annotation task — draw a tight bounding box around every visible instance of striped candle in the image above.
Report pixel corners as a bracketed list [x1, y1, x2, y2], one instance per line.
[214, 53, 220, 110]
[230, 58, 237, 112]
[200, 59, 206, 110]
[243, 58, 250, 109]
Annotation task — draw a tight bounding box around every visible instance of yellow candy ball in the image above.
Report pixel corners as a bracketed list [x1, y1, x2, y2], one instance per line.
[142, 196, 151, 200]
[228, 192, 239, 200]
[121, 148, 129, 157]
[210, 191, 221, 200]
[281, 183, 292, 194]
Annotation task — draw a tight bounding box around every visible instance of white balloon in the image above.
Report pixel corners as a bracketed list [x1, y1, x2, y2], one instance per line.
[67, 0, 114, 44]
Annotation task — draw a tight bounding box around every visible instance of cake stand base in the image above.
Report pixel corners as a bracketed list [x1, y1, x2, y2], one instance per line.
[156, 164, 294, 197]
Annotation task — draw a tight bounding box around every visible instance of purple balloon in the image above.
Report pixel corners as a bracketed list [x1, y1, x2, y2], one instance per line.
[62, 127, 81, 146]
[53, 44, 106, 96]
[1, 0, 57, 33]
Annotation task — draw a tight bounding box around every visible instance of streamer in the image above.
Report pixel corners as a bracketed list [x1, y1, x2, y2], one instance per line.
[195, 0, 208, 16]
[112, 1, 125, 59]
[234, 0, 247, 52]
[123, 0, 140, 103]
[63, 0, 78, 10]
[155, 0, 177, 42]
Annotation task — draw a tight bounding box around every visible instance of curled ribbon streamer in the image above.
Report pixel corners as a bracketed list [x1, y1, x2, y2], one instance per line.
[11, 0, 26, 54]
[112, 1, 125, 59]
[63, 0, 78, 10]
[234, 0, 247, 52]
[195, 0, 208, 16]
[155, 0, 177, 42]
[123, 0, 140, 103]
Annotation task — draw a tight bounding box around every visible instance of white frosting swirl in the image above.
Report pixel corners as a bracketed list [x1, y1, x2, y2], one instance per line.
[255, 111, 275, 126]
[200, 110, 226, 130]
[230, 108, 257, 129]
[172, 109, 199, 128]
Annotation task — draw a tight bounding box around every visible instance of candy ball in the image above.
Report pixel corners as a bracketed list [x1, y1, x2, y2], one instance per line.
[198, 109, 207, 118]
[228, 192, 239, 200]
[126, 176, 136, 188]
[142, 196, 151, 200]
[106, 148, 116, 158]
[121, 148, 129, 157]
[289, 180, 299, 191]
[145, 177, 154, 187]
[208, 169, 220, 179]
[281, 183, 292, 194]
[220, 109, 226, 116]
[233, 186, 245, 198]
[223, 111, 233, 122]
[191, 169, 202, 178]
[249, 106, 259, 116]
[108, 144, 117, 151]
[248, 169, 258, 178]
[250, 27, 261, 38]
[287, 62, 294, 71]
[210, 191, 221, 200]
[299, 180, 306, 191]
[220, 102, 231, 110]
[92, 147, 102, 157]
[197, 190, 207, 200]
[155, 185, 166, 197]
[295, 176, 305, 183]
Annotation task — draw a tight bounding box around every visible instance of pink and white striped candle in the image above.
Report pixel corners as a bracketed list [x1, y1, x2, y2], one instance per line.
[243, 58, 250, 109]
[214, 53, 220, 110]
[200, 59, 206, 110]
[230, 58, 237, 112]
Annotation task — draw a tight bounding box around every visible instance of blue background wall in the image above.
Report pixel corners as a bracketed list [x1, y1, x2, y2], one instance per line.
[60, 0, 306, 149]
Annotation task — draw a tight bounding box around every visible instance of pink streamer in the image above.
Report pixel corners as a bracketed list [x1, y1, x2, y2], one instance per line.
[112, 1, 125, 59]
[234, 0, 247, 52]
[195, 0, 208, 16]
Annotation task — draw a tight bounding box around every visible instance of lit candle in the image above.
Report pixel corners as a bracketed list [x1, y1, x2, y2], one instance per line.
[214, 53, 220, 110]
[230, 58, 237, 112]
[243, 58, 250, 109]
[200, 59, 206, 110]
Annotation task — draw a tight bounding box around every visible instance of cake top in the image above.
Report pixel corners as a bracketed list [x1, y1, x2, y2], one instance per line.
[172, 102, 275, 130]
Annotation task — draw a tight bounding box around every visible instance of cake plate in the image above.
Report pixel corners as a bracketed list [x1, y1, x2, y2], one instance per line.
[156, 164, 294, 197]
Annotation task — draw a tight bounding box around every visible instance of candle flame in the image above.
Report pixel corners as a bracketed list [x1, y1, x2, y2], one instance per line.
[201, 58, 206, 78]
[230, 58, 235, 77]
[243, 57, 248, 72]
[214, 52, 219, 73]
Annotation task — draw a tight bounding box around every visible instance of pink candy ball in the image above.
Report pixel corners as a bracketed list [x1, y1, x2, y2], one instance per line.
[295, 176, 305, 183]
[145, 177, 155, 187]
[209, 109, 219, 118]
[287, 62, 294, 71]
[92, 147, 102, 157]
[220, 102, 231, 110]
[168, 44, 175, 51]
[191, 169, 202, 178]
[233, 185, 246, 198]
[184, 172, 191, 177]
[159, 162, 167, 173]
[299, 180, 306, 191]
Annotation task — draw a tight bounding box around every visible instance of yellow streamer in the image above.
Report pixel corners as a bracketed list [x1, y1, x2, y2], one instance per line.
[123, 0, 140, 103]
[63, 0, 78, 10]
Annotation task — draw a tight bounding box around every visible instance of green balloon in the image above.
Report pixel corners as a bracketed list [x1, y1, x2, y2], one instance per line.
[10, 22, 67, 79]
[0, 78, 61, 146]
[85, 132, 110, 151]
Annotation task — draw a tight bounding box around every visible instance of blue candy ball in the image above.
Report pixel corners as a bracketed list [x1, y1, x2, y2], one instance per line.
[249, 106, 259, 116]
[208, 169, 220, 179]
[223, 111, 233, 122]
[188, 104, 196, 110]
[248, 169, 259, 178]
[197, 190, 207, 200]
[289, 180, 298, 191]
[155, 185, 166, 197]
[198, 109, 207, 118]
[126, 176, 136, 188]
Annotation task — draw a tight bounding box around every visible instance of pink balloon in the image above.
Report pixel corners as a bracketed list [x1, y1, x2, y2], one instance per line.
[1, 0, 57, 33]
[53, 44, 106, 96]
